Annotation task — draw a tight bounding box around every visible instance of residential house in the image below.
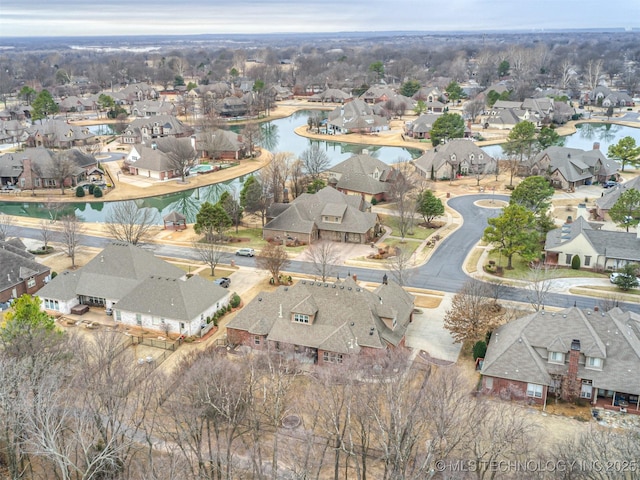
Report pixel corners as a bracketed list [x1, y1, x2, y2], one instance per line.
[37, 242, 231, 335]
[586, 86, 634, 108]
[544, 215, 640, 270]
[269, 85, 294, 101]
[263, 186, 381, 244]
[0, 120, 28, 145]
[124, 138, 192, 180]
[57, 96, 97, 113]
[361, 86, 397, 104]
[214, 96, 249, 117]
[413, 139, 496, 181]
[131, 100, 176, 117]
[121, 115, 191, 144]
[526, 145, 619, 190]
[326, 153, 398, 203]
[0, 147, 97, 191]
[413, 86, 444, 103]
[0, 240, 51, 303]
[326, 99, 389, 135]
[118, 83, 159, 103]
[193, 129, 248, 161]
[188, 82, 233, 100]
[595, 176, 640, 220]
[25, 119, 97, 149]
[404, 113, 440, 139]
[480, 306, 640, 414]
[308, 88, 352, 103]
[226, 276, 414, 365]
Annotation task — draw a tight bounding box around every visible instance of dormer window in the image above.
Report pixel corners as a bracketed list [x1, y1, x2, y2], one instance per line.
[586, 356, 603, 370]
[548, 351, 564, 364]
[293, 313, 310, 324]
[469, 153, 475, 161]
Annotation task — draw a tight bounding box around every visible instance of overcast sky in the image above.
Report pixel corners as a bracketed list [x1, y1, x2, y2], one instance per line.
[2, 0, 638, 37]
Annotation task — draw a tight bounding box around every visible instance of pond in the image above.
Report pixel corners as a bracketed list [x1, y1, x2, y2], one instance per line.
[482, 123, 640, 158]
[2, 118, 637, 224]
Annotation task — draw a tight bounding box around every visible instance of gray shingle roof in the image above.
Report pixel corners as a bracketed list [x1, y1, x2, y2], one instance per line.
[413, 139, 495, 175]
[227, 277, 414, 354]
[0, 242, 50, 294]
[533, 146, 619, 182]
[482, 307, 640, 395]
[596, 176, 640, 211]
[38, 243, 185, 302]
[114, 275, 228, 321]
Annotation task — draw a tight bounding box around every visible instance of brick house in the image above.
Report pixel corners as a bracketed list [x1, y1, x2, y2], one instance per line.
[480, 307, 640, 413]
[0, 240, 51, 303]
[226, 276, 414, 365]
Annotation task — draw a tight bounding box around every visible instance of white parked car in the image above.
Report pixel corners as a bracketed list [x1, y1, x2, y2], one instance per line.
[235, 248, 255, 257]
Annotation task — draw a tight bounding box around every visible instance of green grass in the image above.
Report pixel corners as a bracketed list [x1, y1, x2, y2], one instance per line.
[485, 250, 609, 281]
[379, 214, 436, 240]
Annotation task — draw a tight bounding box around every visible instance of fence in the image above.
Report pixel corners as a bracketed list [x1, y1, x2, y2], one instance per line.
[133, 336, 181, 351]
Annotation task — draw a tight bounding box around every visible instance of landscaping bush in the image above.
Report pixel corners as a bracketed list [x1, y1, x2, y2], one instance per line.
[87, 184, 95, 195]
[473, 341, 487, 360]
[370, 198, 378, 205]
[93, 188, 103, 198]
[230, 293, 241, 308]
[75, 186, 85, 197]
[571, 255, 581, 270]
[51, 271, 58, 279]
[505, 184, 515, 190]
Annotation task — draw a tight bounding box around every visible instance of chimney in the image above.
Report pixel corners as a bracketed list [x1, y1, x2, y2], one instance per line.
[593, 142, 600, 150]
[562, 339, 581, 401]
[566, 215, 573, 224]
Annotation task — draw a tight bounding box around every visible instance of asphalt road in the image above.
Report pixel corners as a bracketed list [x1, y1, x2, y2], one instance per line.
[14, 193, 640, 313]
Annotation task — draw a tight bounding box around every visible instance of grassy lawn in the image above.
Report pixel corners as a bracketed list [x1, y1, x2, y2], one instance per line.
[383, 238, 421, 256]
[198, 267, 237, 281]
[379, 214, 436, 240]
[485, 250, 609, 281]
[571, 285, 640, 296]
[465, 247, 485, 274]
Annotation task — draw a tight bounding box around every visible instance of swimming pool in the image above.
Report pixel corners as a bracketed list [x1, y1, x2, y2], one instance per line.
[189, 164, 214, 174]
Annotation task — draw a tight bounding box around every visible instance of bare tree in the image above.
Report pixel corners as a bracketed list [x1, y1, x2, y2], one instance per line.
[105, 201, 159, 245]
[0, 212, 15, 241]
[256, 243, 290, 284]
[584, 58, 604, 91]
[289, 158, 307, 199]
[387, 246, 413, 286]
[59, 215, 84, 268]
[157, 137, 197, 183]
[388, 160, 417, 241]
[38, 219, 53, 250]
[444, 279, 502, 345]
[262, 151, 293, 203]
[192, 239, 225, 276]
[242, 122, 263, 157]
[464, 97, 485, 124]
[305, 241, 340, 282]
[48, 150, 77, 195]
[525, 263, 556, 312]
[300, 143, 330, 180]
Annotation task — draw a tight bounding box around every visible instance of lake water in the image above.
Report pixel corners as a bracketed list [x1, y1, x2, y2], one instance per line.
[482, 123, 640, 158]
[1, 118, 638, 224]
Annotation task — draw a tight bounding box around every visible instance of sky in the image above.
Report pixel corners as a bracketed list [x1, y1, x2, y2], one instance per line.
[1, 0, 639, 38]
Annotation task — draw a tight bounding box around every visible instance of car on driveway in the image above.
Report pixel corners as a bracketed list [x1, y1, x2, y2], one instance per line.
[603, 181, 619, 189]
[235, 248, 255, 257]
[214, 277, 231, 288]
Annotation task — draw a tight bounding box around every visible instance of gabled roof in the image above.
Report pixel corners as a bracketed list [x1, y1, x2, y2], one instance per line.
[482, 307, 640, 395]
[0, 242, 50, 294]
[26, 119, 95, 144]
[413, 139, 495, 175]
[0, 147, 95, 179]
[115, 275, 228, 321]
[264, 186, 377, 235]
[533, 146, 618, 182]
[228, 277, 414, 354]
[38, 243, 185, 302]
[327, 154, 395, 195]
[596, 176, 640, 211]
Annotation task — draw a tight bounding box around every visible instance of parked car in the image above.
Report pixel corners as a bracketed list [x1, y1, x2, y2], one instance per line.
[603, 181, 619, 189]
[610, 272, 639, 284]
[105, 307, 113, 316]
[235, 248, 255, 257]
[214, 277, 231, 288]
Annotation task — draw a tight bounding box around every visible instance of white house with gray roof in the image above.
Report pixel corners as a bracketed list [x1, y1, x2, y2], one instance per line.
[413, 139, 496, 181]
[544, 216, 640, 271]
[481, 307, 640, 413]
[227, 277, 414, 365]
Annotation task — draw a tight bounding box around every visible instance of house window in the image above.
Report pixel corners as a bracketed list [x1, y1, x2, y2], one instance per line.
[580, 381, 593, 399]
[135, 313, 142, 325]
[115, 310, 121, 321]
[527, 383, 543, 398]
[584, 256, 591, 267]
[323, 351, 343, 363]
[565, 254, 572, 265]
[548, 351, 564, 364]
[586, 357, 603, 370]
[293, 313, 310, 324]
[254, 335, 261, 345]
[27, 277, 36, 288]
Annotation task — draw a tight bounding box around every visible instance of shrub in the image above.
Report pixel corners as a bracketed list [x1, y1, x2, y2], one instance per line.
[571, 255, 581, 270]
[230, 294, 241, 308]
[51, 271, 58, 279]
[370, 198, 378, 205]
[75, 186, 85, 197]
[473, 341, 487, 360]
[87, 184, 95, 195]
[93, 188, 103, 198]
[505, 184, 515, 190]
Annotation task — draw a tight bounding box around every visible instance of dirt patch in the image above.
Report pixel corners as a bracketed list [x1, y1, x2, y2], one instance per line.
[38, 245, 102, 273]
[475, 199, 507, 208]
[413, 294, 443, 309]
